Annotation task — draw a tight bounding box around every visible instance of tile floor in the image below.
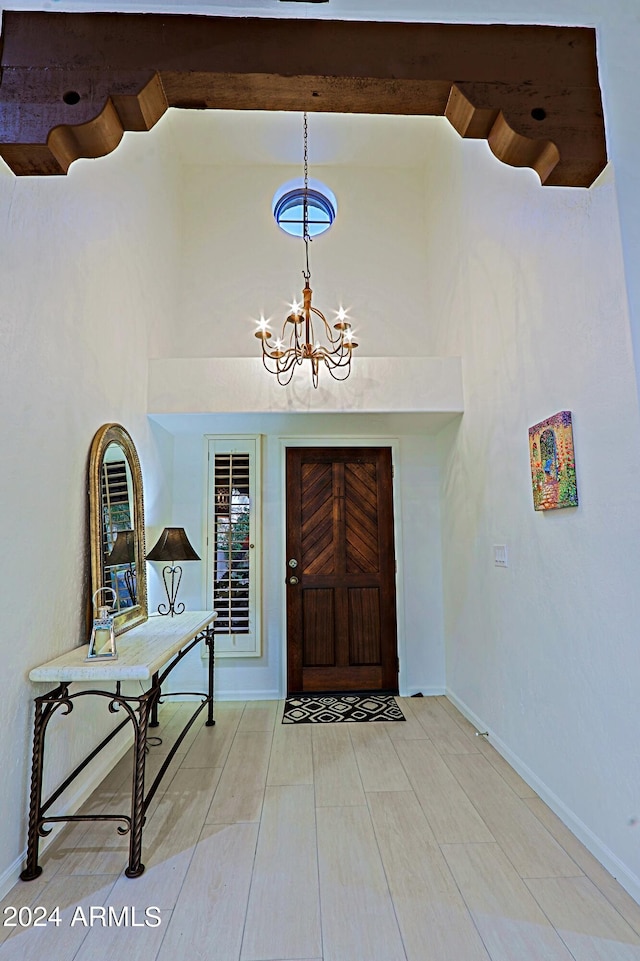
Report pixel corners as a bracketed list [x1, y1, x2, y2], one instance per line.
[1, 695, 640, 961]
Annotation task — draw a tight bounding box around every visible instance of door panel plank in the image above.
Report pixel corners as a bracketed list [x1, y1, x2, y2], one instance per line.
[304, 666, 383, 691]
[349, 588, 382, 665]
[303, 589, 335, 667]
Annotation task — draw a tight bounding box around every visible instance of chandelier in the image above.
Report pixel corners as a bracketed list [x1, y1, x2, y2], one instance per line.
[254, 113, 358, 388]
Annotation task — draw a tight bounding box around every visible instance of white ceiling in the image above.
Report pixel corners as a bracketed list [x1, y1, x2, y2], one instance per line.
[0, 1, 503, 23]
[0, 0, 598, 27]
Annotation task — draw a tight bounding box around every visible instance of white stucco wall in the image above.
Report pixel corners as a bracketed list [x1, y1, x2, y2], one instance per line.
[0, 121, 180, 891]
[154, 155, 434, 359]
[428, 128, 640, 894]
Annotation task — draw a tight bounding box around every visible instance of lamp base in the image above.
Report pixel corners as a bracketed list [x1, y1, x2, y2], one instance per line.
[156, 565, 185, 616]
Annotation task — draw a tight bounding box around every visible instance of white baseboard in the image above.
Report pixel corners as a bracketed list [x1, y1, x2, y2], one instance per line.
[162, 682, 284, 709]
[215, 689, 281, 701]
[172, 687, 447, 702]
[402, 685, 446, 697]
[445, 687, 640, 906]
[209, 689, 447, 701]
[0, 730, 134, 901]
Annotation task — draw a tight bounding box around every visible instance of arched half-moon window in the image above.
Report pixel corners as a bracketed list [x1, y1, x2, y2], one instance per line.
[273, 180, 337, 238]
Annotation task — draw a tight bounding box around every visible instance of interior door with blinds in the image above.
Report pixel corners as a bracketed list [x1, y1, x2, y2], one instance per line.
[206, 436, 261, 657]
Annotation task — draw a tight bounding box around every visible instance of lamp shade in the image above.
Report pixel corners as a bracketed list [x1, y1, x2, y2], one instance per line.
[146, 527, 200, 563]
[105, 529, 136, 566]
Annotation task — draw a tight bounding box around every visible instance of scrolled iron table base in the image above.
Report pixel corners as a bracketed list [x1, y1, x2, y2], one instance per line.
[21, 620, 215, 881]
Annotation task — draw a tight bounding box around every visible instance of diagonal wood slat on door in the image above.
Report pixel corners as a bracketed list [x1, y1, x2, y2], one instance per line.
[301, 465, 334, 575]
[346, 496, 379, 541]
[346, 461, 377, 490]
[346, 506, 379, 572]
[346, 500, 379, 537]
[301, 467, 332, 510]
[302, 463, 332, 498]
[301, 469, 332, 519]
[345, 463, 378, 508]
[346, 536, 379, 574]
[301, 469, 333, 523]
[301, 496, 333, 534]
[302, 520, 333, 556]
[302, 527, 334, 567]
[304, 539, 336, 576]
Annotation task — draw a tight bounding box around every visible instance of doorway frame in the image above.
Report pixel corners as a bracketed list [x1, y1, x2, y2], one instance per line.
[278, 435, 406, 697]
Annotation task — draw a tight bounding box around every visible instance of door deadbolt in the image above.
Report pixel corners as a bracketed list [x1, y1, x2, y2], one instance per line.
[288, 558, 298, 568]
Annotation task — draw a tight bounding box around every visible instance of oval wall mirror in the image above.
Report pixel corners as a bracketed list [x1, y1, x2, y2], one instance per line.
[89, 423, 148, 634]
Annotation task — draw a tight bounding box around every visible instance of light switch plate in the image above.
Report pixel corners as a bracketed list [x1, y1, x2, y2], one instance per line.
[494, 545, 508, 567]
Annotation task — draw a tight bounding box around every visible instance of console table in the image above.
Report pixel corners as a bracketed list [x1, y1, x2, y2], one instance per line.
[21, 610, 217, 881]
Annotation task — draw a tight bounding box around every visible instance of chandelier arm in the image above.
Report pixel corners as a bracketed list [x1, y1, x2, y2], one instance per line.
[283, 345, 304, 366]
[324, 356, 353, 380]
[323, 350, 353, 370]
[326, 365, 353, 382]
[270, 351, 301, 373]
[277, 361, 300, 387]
[261, 348, 301, 376]
[261, 353, 282, 376]
[310, 305, 328, 324]
[311, 307, 344, 346]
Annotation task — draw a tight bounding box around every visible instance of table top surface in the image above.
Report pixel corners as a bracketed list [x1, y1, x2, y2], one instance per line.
[29, 611, 217, 683]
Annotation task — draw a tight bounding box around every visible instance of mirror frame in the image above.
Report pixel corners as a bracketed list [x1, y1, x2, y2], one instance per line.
[89, 423, 148, 635]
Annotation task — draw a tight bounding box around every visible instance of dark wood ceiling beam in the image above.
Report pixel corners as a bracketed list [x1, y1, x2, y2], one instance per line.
[0, 12, 607, 185]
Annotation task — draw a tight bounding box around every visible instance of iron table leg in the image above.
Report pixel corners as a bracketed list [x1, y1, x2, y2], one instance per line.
[149, 672, 160, 728]
[20, 693, 51, 881]
[125, 693, 152, 878]
[206, 627, 215, 727]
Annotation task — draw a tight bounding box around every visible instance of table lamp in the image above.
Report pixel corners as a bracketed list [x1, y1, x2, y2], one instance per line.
[145, 527, 200, 616]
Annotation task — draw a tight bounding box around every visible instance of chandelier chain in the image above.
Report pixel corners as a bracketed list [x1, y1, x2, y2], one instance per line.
[303, 112, 311, 282]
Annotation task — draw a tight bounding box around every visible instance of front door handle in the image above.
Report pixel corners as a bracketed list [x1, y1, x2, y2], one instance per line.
[288, 575, 299, 585]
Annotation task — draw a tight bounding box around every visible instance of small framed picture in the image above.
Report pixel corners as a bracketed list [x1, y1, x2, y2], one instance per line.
[529, 411, 578, 511]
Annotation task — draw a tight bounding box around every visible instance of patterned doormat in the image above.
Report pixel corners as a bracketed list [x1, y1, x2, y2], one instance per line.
[283, 694, 405, 724]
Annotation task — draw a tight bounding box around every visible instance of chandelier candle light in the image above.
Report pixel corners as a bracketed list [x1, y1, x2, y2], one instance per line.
[255, 113, 358, 388]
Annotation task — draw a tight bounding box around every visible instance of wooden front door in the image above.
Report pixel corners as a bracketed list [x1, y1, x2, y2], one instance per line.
[286, 447, 398, 693]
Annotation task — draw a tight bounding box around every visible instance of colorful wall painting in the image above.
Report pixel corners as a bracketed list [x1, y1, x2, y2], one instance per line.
[529, 411, 578, 511]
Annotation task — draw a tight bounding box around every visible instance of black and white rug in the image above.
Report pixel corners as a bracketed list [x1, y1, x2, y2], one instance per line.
[283, 694, 405, 724]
